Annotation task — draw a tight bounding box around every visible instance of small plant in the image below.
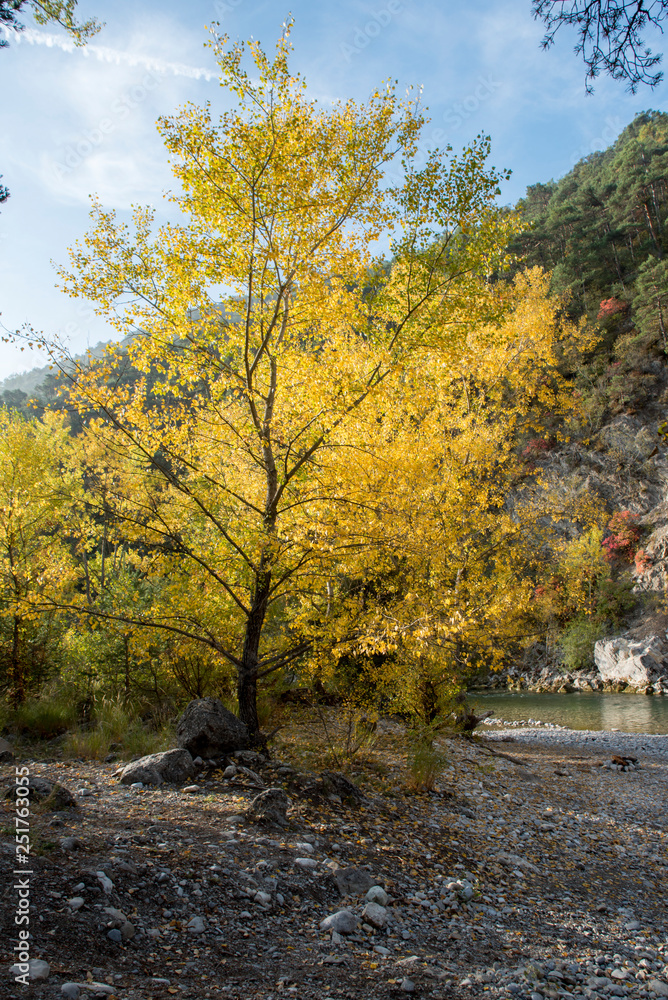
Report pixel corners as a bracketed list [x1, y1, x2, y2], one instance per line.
[602, 510, 643, 563]
[522, 436, 555, 461]
[405, 723, 448, 793]
[305, 699, 378, 771]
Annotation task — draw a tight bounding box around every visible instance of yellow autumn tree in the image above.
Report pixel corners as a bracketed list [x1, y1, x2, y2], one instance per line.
[296, 269, 598, 718]
[0, 410, 77, 704]
[42, 22, 530, 734]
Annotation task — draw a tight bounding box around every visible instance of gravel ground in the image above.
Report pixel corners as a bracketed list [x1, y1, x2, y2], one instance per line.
[1, 725, 667, 1000]
[483, 723, 668, 760]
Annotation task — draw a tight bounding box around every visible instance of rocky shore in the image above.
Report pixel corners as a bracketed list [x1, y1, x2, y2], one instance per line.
[1, 721, 667, 1000]
[475, 630, 668, 696]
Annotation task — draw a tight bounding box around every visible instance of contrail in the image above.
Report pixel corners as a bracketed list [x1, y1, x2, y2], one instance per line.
[3, 27, 219, 81]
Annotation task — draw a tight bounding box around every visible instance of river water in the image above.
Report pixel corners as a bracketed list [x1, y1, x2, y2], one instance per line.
[472, 691, 668, 734]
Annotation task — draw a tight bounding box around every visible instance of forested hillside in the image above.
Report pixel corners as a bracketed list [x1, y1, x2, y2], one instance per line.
[1, 78, 666, 751]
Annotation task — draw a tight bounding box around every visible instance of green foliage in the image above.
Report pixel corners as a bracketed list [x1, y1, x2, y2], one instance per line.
[515, 112, 668, 315]
[534, 522, 640, 668]
[512, 111, 668, 422]
[405, 722, 449, 792]
[633, 256, 668, 351]
[63, 694, 172, 761]
[559, 615, 608, 670]
[11, 688, 78, 738]
[0, 1, 101, 46]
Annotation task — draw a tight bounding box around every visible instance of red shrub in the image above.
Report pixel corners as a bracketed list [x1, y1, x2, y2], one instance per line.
[602, 510, 642, 563]
[597, 297, 627, 322]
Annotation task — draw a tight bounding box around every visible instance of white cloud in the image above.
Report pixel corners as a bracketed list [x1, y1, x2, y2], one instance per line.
[3, 26, 221, 80]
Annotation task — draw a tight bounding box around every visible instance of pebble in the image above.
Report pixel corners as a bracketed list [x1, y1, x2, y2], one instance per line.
[68, 896, 85, 910]
[400, 978, 415, 993]
[294, 857, 318, 869]
[96, 871, 114, 894]
[61, 985, 81, 999]
[9, 959, 50, 980]
[106, 928, 122, 943]
[187, 915, 207, 933]
[648, 981, 668, 997]
[182, 784, 201, 794]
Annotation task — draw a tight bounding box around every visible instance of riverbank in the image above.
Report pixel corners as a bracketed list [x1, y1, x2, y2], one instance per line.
[483, 721, 668, 759]
[1, 724, 667, 1000]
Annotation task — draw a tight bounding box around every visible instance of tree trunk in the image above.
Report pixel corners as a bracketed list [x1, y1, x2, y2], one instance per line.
[237, 560, 272, 736]
[10, 614, 25, 707]
[123, 633, 131, 699]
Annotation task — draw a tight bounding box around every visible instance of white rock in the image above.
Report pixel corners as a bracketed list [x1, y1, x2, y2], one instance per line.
[68, 896, 85, 910]
[648, 980, 668, 997]
[319, 909, 358, 934]
[295, 857, 318, 869]
[96, 871, 114, 894]
[295, 841, 314, 853]
[400, 978, 415, 993]
[365, 885, 388, 906]
[10, 959, 50, 980]
[187, 915, 207, 934]
[594, 634, 667, 688]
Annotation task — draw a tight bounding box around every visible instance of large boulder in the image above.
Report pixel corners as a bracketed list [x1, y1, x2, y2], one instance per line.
[118, 748, 195, 786]
[594, 634, 668, 690]
[176, 698, 249, 757]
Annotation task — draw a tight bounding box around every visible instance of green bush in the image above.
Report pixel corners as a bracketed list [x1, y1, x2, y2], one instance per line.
[559, 616, 608, 670]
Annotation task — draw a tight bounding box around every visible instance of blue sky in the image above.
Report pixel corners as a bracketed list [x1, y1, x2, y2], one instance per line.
[0, 0, 667, 380]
